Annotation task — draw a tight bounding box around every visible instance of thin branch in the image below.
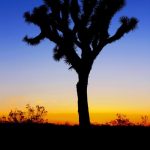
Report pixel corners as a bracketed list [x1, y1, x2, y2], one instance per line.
[107, 17, 138, 44]
[23, 32, 45, 45]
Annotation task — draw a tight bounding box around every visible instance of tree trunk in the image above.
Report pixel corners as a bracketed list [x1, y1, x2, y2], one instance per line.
[76, 73, 90, 127]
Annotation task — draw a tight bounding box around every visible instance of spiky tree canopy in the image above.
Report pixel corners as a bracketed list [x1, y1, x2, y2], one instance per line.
[24, 0, 138, 73]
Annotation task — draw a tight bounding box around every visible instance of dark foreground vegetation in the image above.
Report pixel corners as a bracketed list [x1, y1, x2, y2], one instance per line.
[0, 105, 149, 148]
[0, 123, 150, 149]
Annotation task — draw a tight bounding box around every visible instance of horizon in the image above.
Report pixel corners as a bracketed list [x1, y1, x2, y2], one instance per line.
[0, 0, 150, 124]
[1, 107, 150, 125]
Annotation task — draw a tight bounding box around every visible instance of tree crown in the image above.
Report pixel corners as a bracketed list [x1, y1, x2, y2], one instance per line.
[24, 0, 138, 73]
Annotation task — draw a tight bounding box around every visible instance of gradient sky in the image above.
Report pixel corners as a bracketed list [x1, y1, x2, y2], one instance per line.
[0, 0, 150, 124]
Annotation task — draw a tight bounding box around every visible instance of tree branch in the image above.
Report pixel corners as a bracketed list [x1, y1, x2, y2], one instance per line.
[70, 0, 80, 26]
[23, 32, 45, 45]
[107, 17, 138, 44]
[92, 41, 106, 60]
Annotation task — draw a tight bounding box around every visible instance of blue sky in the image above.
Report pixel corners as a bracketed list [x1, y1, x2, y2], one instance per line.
[0, 0, 150, 123]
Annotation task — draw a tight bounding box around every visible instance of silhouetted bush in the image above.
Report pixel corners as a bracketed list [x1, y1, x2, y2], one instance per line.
[0, 104, 48, 123]
[139, 115, 149, 126]
[108, 114, 134, 126]
[26, 104, 47, 123]
[8, 110, 25, 123]
[0, 116, 7, 123]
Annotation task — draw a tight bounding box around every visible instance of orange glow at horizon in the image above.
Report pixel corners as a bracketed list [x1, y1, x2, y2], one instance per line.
[42, 112, 150, 125]
[0, 96, 150, 125]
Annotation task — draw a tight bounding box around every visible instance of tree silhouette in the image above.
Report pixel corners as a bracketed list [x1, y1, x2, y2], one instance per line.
[23, 0, 138, 127]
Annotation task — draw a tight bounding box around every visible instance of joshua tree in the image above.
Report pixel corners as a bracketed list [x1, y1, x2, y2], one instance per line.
[24, 0, 138, 127]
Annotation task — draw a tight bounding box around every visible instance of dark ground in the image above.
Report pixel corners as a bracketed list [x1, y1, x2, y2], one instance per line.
[0, 123, 149, 149]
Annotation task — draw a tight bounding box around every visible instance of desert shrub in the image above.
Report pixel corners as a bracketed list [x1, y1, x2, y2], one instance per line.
[8, 110, 25, 123]
[139, 115, 149, 126]
[0, 104, 47, 123]
[108, 113, 133, 126]
[26, 104, 47, 123]
[0, 116, 7, 123]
